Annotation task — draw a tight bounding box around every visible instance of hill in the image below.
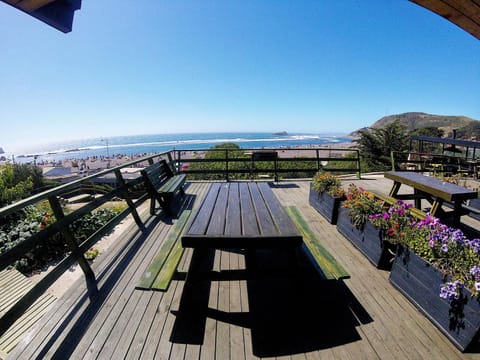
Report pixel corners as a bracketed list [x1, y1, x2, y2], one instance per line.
[350, 112, 480, 139]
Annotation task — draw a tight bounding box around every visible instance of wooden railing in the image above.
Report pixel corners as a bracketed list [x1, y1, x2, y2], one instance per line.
[0, 146, 360, 335]
[173, 147, 361, 181]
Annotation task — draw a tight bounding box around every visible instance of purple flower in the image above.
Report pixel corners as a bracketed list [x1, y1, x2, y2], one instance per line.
[470, 239, 480, 253]
[470, 265, 480, 279]
[440, 280, 464, 301]
[429, 239, 435, 248]
[475, 282, 480, 292]
[441, 244, 448, 252]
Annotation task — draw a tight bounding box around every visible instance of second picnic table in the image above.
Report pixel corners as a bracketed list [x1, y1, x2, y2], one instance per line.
[384, 171, 478, 226]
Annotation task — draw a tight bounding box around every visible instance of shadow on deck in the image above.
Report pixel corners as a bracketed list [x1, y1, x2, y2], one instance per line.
[171, 247, 372, 357]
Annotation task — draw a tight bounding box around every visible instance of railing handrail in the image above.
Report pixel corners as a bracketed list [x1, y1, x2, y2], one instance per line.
[0, 151, 170, 218]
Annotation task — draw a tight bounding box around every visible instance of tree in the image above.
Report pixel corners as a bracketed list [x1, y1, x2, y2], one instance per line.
[355, 120, 409, 172]
[409, 127, 444, 138]
[0, 163, 45, 207]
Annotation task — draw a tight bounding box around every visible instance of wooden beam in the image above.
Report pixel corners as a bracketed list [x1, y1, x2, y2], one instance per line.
[410, 0, 480, 40]
[17, 0, 56, 12]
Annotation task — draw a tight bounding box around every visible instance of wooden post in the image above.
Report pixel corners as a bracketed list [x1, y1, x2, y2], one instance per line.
[48, 196, 95, 282]
[225, 149, 229, 182]
[356, 150, 361, 179]
[316, 149, 320, 171]
[114, 169, 143, 228]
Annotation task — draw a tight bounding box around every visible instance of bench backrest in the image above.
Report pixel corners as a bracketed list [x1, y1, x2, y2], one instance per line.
[141, 160, 174, 190]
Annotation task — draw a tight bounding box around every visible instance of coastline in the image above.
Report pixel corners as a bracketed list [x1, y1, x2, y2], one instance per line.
[35, 141, 356, 172]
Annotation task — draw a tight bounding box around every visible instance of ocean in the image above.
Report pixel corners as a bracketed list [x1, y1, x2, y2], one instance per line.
[9, 132, 352, 163]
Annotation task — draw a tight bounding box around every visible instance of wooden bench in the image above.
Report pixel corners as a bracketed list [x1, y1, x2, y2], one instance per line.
[136, 210, 192, 291]
[141, 159, 186, 216]
[285, 206, 350, 281]
[371, 191, 426, 220]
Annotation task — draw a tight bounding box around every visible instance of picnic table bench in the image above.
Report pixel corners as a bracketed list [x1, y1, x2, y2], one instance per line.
[285, 206, 350, 281]
[136, 210, 192, 291]
[370, 191, 427, 220]
[141, 159, 186, 216]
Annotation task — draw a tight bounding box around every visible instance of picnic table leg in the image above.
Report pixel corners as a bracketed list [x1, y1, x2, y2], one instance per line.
[388, 181, 401, 197]
[430, 199, 444, 218]
[414, 189, 422, 209]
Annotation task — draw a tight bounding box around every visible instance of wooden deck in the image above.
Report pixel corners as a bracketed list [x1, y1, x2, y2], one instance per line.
[7, 176, 480, 359]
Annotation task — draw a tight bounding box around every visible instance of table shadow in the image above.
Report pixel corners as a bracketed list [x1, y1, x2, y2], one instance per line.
[170, 248, 372, 356]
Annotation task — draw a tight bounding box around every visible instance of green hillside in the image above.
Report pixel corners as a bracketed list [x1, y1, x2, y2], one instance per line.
[352, 112, 480, 140]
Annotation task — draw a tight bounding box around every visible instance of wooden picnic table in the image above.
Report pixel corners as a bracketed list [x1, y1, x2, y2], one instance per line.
[384, 171, 478, 226]
[182, 182, 302, 249]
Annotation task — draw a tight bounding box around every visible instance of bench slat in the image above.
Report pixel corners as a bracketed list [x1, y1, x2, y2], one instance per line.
[285, 206, 350, 281]
[371, 191, 426, 220]
[136, 210, 192, 290]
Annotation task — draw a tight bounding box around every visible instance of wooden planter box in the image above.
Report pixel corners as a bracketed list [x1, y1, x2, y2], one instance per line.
[308, 183, 344, 224]
[390, 246, 480, 352]
[468, 198, 480, 221]
[336, 207, 393, 268]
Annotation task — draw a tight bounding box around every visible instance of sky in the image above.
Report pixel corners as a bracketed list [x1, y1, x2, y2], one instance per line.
[1, 0, 479, 152]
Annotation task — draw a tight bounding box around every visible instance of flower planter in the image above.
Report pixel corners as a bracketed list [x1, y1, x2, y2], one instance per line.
[468, 198, 480, 221]
[336, 206, 364, 245]
[336, 207, 394, 268]
[389, 246, 480, 352]
[308, 183, 343, 224]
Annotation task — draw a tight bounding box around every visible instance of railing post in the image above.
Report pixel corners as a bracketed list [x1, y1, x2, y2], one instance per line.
[316, 149, 320, 171]
[225, 149, 229, 182]
[176, 150, 182, 173]
[114, 169, 143, 228]
[48, 196, 95, 282]
[167, 151, 174, 171]
[274, 153, 278, 182]
[356, 150, 361, 178]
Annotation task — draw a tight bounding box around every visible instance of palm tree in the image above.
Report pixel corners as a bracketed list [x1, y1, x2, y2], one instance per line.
[355, 120, 409, 172]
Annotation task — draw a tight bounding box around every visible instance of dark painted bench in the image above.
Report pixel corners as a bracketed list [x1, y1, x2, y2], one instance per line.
[285, 206, 350, 281]
[136, 210, 192, 291]
[141, 160, 186, 216]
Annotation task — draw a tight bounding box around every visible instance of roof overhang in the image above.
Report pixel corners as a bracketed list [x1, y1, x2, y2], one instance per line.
[1, 1, 479, 39]
[409, 0, 480, 40]
[1, 0, 81, 33]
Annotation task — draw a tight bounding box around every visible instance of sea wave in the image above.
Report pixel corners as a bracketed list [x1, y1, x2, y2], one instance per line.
[12, 132, 351, 161]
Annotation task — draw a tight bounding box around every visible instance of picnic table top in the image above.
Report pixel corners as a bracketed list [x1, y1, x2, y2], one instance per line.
[181, 182, 302, 249]
[384, 171, 478, 202]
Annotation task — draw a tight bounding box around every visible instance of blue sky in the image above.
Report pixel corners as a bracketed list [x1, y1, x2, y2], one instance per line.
[1, 0, 479, 152]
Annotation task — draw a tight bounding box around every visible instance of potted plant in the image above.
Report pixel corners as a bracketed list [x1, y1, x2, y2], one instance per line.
[389, 213, 480, 351]
[309, 171, 345, 224]
[336, 184, 388, 267]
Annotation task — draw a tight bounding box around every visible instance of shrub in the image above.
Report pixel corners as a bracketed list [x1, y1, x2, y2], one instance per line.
[312, 171, 345, 197]
[0, 205, 121, 273]
[342, 184, 383, 230]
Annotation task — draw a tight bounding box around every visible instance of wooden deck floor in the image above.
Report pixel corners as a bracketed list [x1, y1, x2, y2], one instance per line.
[8, 176, 480, 359]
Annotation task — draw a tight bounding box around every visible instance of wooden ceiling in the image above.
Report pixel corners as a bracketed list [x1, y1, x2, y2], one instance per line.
[410, 0, 480, 40]
[1, 0, 479, 40]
